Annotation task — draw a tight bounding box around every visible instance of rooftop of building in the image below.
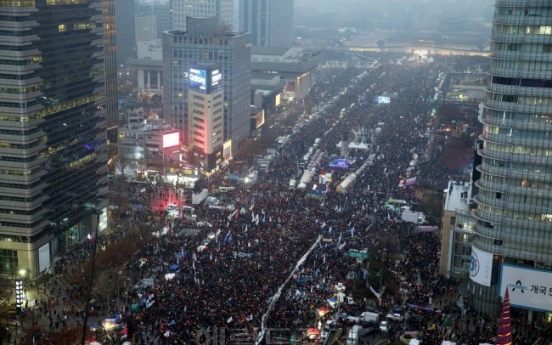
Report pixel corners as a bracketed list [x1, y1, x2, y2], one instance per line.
[251, 46, 293, 56]
[120, 121, 177, 132]
[443, 180, 470, 212]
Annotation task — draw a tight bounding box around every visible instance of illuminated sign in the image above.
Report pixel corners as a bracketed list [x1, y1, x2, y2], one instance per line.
[211, 69, 222, 91]
[163, 132, 180, 148]
[189, 68, 207, 92]
[189, 65, 222, 93]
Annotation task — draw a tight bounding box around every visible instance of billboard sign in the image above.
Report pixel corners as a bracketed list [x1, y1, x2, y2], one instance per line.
[469, 246, 493, 287]
[500, 264, 552, 312]
[210, 69, 222, 91]
[329, 158, 349, 169]
[163, 132, 180, 148]
[376, 96, 391, 104]
[189, 67, 207, 92]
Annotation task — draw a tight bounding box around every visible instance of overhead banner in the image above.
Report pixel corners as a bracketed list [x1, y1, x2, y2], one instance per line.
[500, 264, 552, 312]
[469, 246, 493, 287]
[38, 243, 51, 273]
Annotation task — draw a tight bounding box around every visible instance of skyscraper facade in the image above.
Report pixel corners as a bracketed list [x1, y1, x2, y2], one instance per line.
[115, 0, 136, 63]
[163, 17, 251, 154]
[470, 0, 552, 314]
[172, 0, 234, 30]
[0, 0, 109, 277]
[239, 0, 293, 47]
[103, 0, 119, 142]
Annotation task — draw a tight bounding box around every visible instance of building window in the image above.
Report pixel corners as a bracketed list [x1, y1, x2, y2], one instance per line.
[450, 216, 456, 225]
[0, 249, 18, 275]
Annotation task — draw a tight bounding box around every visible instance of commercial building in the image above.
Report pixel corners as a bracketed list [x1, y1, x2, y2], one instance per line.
[0, 1, 109, 277]
[138, 0, 172, 39]
[126, 40, 164, 94]
[163, 17, 251, 154]
[187, 65, 229, 170]
[135, 14, 158, 41]
[172, 0, 234, 30]
[468, 0, 552, 317]
[103, 0, 119, 142]
[439, 181, 474, 278]
[118, 121, 180, 176]
[239, 0, 294, 47]
[251, 46, 324, 101]
[115, 0, 136, 63]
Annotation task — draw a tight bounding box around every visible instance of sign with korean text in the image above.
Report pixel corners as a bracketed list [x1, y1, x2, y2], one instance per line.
[500, 263, 552, 312]
[469, 246, 493, 287]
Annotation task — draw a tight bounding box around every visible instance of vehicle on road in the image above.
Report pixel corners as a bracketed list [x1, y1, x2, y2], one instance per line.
[386, 313, 404, 321]
[379, 320, 389, 332]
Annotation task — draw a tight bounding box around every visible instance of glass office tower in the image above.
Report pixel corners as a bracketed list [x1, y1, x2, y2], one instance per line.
[0, 0, 108, 277]
[471, 0, 552, 314]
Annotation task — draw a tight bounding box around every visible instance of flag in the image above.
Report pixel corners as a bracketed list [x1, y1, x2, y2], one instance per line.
[321, 222, 326, 229]
[262, 215, 266, 222]
[245, 224, 248, 232]
[350, 227, 355, 238]
[328, 227, 332, 233]
[348, 221, 352, 227]
[240, 207, 246, 214]
[228, 209, 237, 221]
[227, 316, 233, 323]
[246, 314, 253, 321]
[338, 232, 342, 246]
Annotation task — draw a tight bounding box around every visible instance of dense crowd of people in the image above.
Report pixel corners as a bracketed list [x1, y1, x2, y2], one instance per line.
[16, 53, 549, 345]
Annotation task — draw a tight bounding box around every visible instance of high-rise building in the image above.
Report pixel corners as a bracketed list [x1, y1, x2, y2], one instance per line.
[138, 0, 172, 39]
[163, 17, 251, 155]
[0, 0, 109, 277]
[136, 15, 158, 41]
[103, 0, 119, 142]
[469, 0, 552, 315]
[172, 0, 234, 30]
[187, 64, 227, 170]
[116, 0, 136, 63]
[239, 0, 293, 47]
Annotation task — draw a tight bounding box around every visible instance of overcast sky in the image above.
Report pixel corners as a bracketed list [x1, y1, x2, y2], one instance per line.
[294, 0, 495, 31]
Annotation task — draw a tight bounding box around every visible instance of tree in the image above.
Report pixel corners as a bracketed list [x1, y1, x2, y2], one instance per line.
[438, 138, 473, 172]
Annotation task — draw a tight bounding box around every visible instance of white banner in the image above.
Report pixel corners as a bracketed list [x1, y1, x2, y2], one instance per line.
[38, 243, 50, 273]
[98, 207, 108, 232]
[469, 246, 493, 287]
[500, 264, 552, 312]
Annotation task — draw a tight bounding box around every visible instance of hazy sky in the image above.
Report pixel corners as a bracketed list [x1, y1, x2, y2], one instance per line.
[294, 0, 495, 31]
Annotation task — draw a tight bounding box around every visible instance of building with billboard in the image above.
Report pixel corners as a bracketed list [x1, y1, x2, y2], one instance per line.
[163, 17, 251, 154]
[118, 121, 181, 175]
[251, 47, 325, 101]
[172, 0, 234, 30]
[0, 0, 108, 277]
[468, 0, 552, 317]
[239, 0, 294, 48]
[187, 65, 228, 170]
